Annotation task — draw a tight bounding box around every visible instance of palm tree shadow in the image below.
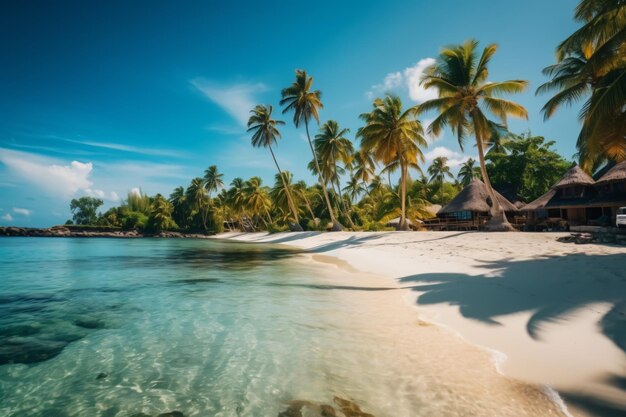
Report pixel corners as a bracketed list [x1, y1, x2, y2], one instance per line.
[398, 253, 626, 415]
[398, 253, 626, 351]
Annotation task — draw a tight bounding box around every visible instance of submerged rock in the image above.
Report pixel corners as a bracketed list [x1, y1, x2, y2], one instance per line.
[156, 412, 185, 417]
[74, 318, 106, 329]
[96, 372, 108, 380]
[333, 397, 375, 417]
[277, 399, 373, 417]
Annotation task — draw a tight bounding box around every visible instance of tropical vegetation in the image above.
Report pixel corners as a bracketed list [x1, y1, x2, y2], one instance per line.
[64, 0, 621, 233]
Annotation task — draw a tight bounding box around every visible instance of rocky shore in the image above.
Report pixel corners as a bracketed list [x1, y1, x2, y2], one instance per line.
[0, 226, 214, 239]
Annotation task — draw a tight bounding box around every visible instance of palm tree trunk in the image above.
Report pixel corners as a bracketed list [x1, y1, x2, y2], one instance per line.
[268, 144, 303, 231]
[334, 177, 356, 229]
[303, 194, 316, 220]
[475, 134, 513, 231]
[399, 160, 409, 231]
[305, 120, 343, 231]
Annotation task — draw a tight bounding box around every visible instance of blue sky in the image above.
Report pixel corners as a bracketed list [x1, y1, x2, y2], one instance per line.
[1, 0, 581, 227]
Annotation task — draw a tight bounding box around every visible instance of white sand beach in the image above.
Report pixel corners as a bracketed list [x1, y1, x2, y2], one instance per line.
[215, 231, 626, 417]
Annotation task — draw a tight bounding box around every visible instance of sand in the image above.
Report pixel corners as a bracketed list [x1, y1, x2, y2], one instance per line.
[215, 231, 626, 417]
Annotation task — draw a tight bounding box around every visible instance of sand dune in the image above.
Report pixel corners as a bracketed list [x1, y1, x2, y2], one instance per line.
[216, 231, 626, 417]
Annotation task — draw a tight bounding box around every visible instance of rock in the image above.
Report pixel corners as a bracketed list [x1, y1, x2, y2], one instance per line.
[74, 319, 105, 329]
[130, 413, 152, 417]
[96, 372, 108, 380]
[156, 412, 184, 417]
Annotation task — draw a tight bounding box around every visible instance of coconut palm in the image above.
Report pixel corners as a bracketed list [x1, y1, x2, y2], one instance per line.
[203, 165, 224, 198]
[343, 176, 364, 203]
[538, 0, 626, 170]
[314, 120, 356, 228]
[169, 186, 188, 227]
[458, 158, 481, 186]
[419, 39, 528, 230]
[185, 177, 209, 230]
[281, 70, 342, 230]
[150, 194, 176, 232]
[247, 104, 303, 230]
[244, 177, 273, 227]
[351, 149, 376, 195]
[428, 157, 453, 203]
[358, 95, 427, 230]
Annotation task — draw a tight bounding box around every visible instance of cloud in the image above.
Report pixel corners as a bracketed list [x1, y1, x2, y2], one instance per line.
[84, 189, 120, 201]
[367, 58, 438, 104]
[424, 146, 476, 170]
[1, 213, 13, 222]
[13, 207, 31, 216]
[191, 79, 268, 127]
[0, 148, 119, 200]
[130, 187, 142, 196]
[0, 148, 93, 196]
[404, 58, 438, 103]
[62, 139, 187, 158]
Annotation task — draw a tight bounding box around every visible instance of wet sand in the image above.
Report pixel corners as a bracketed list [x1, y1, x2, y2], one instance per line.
[216, 231, 626, 417]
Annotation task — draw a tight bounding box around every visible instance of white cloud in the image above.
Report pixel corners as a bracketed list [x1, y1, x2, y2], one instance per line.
[404, 58, 438, 103]
[84, 188, 118, 201]
[0, 148, 120, 200]
[13, 207, 31, 216]
[0, 148, 93, 196]
[63, 139, 187, 158]
[130, 187, 142, 196]
[424, 146, 475, 170]
[191, 79, 268, 127]
[1, 213, 13, 222]
[367, 57, 438, 104]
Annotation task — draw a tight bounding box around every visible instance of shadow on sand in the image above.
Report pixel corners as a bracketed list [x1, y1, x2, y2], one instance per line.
[398, 252, 626, 416]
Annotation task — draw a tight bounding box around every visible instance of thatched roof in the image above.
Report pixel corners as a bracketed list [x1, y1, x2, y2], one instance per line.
[521, 188, 557, 211]
[438, 179, 518, 215]
[554, 165, 595, 188]
[596, 161, 626, 184]
[386, 217, 421, 230]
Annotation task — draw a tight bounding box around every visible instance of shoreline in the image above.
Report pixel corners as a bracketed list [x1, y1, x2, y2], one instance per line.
[0, 226, 214, 239]
[214, 231, 626, 417]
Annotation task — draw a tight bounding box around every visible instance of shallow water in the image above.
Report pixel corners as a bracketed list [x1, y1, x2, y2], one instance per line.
[0, 238, 563, 417]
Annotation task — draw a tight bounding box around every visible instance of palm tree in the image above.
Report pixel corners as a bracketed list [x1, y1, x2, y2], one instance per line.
[281, 70, 342, 231]
[351, 149, 376, 195]
[244, 177, 273, 227]
[247, 104, 303, 230]
[419, 40, 528, 230]
[538, 0, 626, 170]
[357, 95, 427, 230]
[169, 186, 188, 228]
[343, 176, 364, 203]
[294, 180, 317, 221]
[314, 120, 356, 228]
[458, 158, 481, 186]
[427, 156, 453, 203]
[185, 177, 209, 230]
[150, 194, 176, 232]
[203, 165, 224, 198]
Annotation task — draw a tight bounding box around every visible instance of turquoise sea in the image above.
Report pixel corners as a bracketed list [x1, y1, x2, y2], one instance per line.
[0, 238, 561, 417]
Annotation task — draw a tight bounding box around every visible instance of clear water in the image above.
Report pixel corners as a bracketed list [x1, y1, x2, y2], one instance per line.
[0, 238, 562, 417]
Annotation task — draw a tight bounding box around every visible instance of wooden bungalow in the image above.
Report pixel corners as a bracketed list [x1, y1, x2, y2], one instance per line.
[522, 163, 626, 228]
[589, 161, 626, 224]
[426, 179, 518, 230]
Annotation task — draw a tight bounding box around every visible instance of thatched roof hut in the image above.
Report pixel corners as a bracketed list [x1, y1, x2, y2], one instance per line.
[595, 161, 626, 184]
[386, 217, 421, 230]
[554, 165, 595, 188]
[521, 188, 557, 211]
[438, 179, 518, 216]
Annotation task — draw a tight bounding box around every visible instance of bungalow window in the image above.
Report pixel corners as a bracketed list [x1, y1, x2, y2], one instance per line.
[453, 211, 472, 220]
